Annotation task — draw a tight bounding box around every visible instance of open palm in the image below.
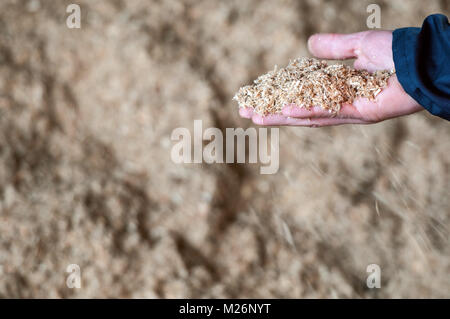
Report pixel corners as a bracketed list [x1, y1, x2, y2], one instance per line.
[239, 31, 423, 127]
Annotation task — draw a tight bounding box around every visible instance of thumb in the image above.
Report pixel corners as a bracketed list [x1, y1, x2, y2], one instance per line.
[307, 32, 368, 60]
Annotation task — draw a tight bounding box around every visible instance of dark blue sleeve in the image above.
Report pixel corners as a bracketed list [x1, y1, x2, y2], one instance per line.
[393, 14, 450, 121]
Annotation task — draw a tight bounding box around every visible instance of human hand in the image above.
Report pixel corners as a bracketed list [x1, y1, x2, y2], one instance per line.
[240, 31, 424, 127]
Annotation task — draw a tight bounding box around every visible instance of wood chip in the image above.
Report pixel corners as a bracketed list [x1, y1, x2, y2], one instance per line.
[233, 57, 394, 116]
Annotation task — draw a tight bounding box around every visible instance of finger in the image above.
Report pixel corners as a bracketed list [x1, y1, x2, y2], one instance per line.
[307, 32, 368, 60]
[251, 113, 369, 127]
[239, 107, 254, 119]
[281, 103, 364, 119]
[251, 113, 290, 126]
[282, 105, 336, 118]
[283, 117, 369, 127]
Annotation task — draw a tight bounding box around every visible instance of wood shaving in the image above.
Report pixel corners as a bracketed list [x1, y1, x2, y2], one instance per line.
[233, 57, 394, 115]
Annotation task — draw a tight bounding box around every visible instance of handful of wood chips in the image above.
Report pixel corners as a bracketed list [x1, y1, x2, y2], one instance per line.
[233, 58, 393, 115]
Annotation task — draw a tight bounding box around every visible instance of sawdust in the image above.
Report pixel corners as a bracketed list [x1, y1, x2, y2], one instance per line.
[0, 0, 449, 299]
[234, 58, 393, 115]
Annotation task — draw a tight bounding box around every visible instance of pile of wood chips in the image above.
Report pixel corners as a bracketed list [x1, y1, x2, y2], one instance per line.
[233, 58, 394, 115]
